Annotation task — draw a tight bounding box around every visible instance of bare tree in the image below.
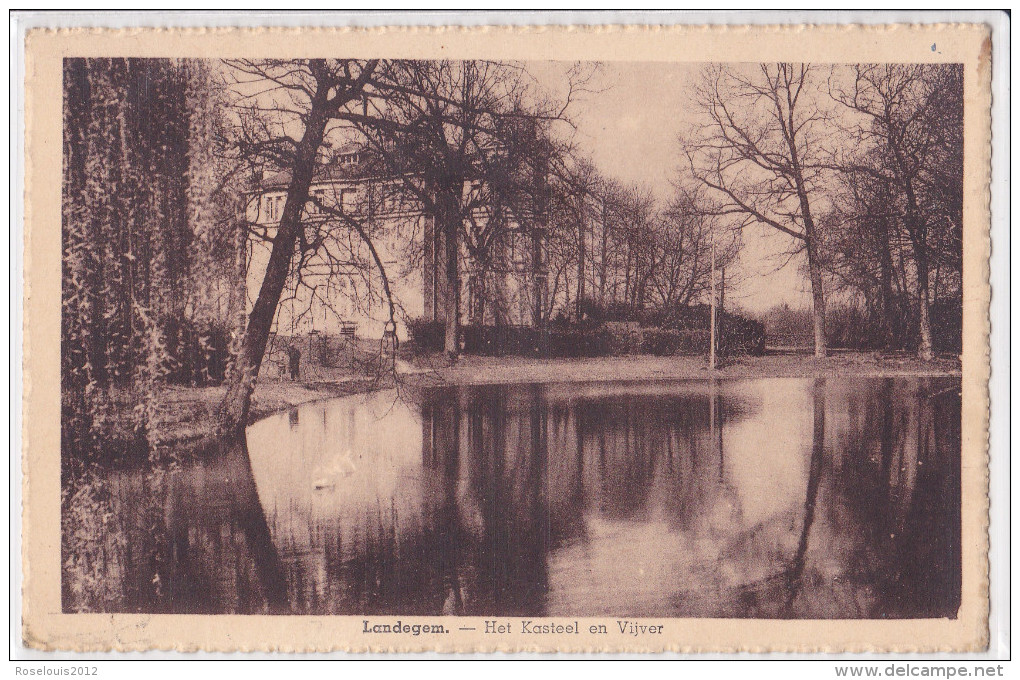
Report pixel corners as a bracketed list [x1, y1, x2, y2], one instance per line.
[217, 59, 379, 434]
[651, 185, 740, 310]
[618, 186, 659, 310]
[592, 178, 629, 307]
[545, 154, 601, 318]
[822, 164, 912, 349]
[829, 64, 963, 360]
[216, 58, 585, 429]
[686, 64, 831, 357]
[346, 60, 577, 354]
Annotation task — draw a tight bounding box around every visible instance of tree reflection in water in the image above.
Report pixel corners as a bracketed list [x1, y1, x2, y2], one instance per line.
[62, 437, 288, 614]
[62, 378, 961, 619]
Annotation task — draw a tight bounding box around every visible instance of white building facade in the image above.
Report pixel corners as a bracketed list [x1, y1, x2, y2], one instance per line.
[245, 147, 547, 342]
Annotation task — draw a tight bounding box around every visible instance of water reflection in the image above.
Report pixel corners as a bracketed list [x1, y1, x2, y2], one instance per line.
[61, 438, 287, 614]
[62, 377, 961, 619]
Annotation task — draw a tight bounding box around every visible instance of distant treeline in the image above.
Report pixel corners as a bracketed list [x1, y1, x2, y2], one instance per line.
[760, 302, 961, 354]
[409, 301, 766, 358]
[683, 64, 963, 359]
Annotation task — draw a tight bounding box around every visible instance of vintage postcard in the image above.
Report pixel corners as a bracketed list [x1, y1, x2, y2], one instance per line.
[22, 22, 992, 653]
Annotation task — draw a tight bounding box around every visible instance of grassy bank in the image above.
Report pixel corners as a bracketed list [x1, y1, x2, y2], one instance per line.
[98, 339, 394, 449]
[400, 350, 962, 387]
[107, 377, 379, 449]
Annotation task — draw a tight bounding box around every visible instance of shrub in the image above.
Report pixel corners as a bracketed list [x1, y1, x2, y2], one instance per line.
[457, 323, 613, 358]
[761, 304, 816, 348]
[718, 312, 766, 356]
[642, 328, 711, 356]
[312, 333, 349, 368]
[826, 305, 880, 351]
[407, 317, 445, 354]
[930, 298, 962, 354]
[409, 304, 765, 359]
[548, 324, 612, 357]
[577, 299, 633, 325]
[642, 328, 681, 356]
[822, 299, 961, 354]
[604, 322, 643, 355]
[650, 305, 765, 357]
[462, 324, 544, 356]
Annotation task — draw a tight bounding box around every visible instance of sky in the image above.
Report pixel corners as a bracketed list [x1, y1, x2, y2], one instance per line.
[534, 61, 816, 314]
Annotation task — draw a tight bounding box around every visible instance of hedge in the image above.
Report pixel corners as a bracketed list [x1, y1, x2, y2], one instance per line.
[407, 318, 446, 354]
[407, 312, 765, 359]
[642, 328, 710, 356]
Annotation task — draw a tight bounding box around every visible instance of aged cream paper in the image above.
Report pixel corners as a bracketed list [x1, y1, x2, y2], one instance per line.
[23, 23, 991, 653]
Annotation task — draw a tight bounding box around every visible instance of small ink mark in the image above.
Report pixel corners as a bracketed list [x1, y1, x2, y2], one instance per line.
[931, 43, 937, 52]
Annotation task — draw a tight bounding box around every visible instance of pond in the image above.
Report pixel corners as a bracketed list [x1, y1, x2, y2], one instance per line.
[62, 376, 961, 619]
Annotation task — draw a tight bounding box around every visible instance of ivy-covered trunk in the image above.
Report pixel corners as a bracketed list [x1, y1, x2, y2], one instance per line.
[61, 58, 223, 462]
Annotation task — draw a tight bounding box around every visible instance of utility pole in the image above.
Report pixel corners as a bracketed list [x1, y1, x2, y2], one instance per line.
[720, 266, 725, 314]
[710, 236, 717, 370]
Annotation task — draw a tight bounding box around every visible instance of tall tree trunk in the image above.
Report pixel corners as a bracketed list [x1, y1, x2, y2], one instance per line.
[623, 243, 633, 309]
[805, 239, 828, 358]
[798, 180, 827, 357]
[598, 200, 609, 304]
[786, 124, 826, 357]
[878, 220, 897, 349]
[470, 272, 486, 326]
[575, 201, 585, 319]
[913, 238, 935, 360]
[423, 215, 438, 321]
[435, 186, 461, 357]
[532, 234, 545, 326]
[904, 183, 935, 361]
[444, 226, 459, 355]
[218, 99, 330, 434]
[228, 204, 248, 376]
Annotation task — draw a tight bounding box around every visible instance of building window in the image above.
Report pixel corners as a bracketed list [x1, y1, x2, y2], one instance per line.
[533, 229, 546, 269]
[510, 229, 528, 268]
[308, 189, 325, 215]
[265, 195, 285, 222]
[341, 188, 358, 213]
[533, 275, 547, 325]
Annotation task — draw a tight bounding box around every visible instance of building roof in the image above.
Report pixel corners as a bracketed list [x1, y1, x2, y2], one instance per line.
[334, 142, 365, 156]
[257, 141, 504, 192]
[260, 149, 387, 190]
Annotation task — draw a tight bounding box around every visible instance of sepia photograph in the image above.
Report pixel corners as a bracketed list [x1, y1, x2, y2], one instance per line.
[20, 21, 996, 655]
